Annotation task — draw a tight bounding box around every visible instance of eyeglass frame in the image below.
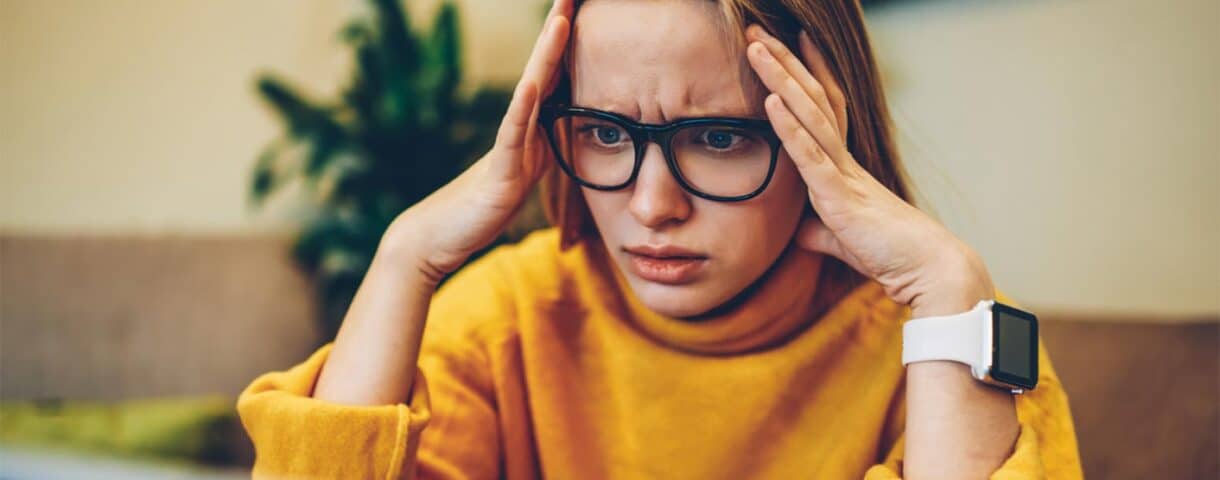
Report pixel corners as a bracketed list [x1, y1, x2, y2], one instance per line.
[538, 103, 784, 202]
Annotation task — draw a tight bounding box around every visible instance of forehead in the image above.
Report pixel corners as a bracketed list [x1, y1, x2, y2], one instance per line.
[569, 0, 764, 120]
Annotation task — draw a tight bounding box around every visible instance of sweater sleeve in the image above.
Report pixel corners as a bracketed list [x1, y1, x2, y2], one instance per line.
[236, 343, 432, 479]
[236, 242, 522, 480]
[861, 339, 1085, 479]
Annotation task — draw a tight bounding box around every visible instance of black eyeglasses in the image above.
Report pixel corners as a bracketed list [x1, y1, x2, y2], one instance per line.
[539, 104, 782, 202]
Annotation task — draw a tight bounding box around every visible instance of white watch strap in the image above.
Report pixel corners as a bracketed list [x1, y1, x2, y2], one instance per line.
[901, 299, 993, 368]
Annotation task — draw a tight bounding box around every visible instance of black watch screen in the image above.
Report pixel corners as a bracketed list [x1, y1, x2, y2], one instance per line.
[990, 302, 1039, 390]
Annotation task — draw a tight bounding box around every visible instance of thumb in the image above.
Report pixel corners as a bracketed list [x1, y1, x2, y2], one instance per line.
[794, 215, 844, 260]
[491, 81, 540, 180]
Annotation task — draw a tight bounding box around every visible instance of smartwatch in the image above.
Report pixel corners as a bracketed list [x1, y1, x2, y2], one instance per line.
[901, 299, 1039, 394]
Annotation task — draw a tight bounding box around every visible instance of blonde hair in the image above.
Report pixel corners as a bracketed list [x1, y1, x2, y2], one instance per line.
[541, 0, 914, 290]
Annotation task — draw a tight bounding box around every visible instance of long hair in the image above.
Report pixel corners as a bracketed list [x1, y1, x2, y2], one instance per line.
[541, 0, 914, 292]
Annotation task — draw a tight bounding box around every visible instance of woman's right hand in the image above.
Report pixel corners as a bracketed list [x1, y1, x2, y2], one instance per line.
[383, 0, 573, 286]
[313, 0, 574, 407]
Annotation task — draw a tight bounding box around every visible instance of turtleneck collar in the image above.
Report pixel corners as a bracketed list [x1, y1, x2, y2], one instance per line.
[577, 236, 844, 355]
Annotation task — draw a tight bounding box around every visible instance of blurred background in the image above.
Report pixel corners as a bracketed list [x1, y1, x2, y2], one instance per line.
[1, 0, 1216, 478]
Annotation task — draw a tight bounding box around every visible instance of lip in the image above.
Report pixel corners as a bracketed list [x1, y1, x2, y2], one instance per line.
[622, 245, 709, 285]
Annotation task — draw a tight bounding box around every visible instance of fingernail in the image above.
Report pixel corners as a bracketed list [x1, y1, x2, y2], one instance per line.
[750, 42, 771, 61]
[766, 93, 781, 108]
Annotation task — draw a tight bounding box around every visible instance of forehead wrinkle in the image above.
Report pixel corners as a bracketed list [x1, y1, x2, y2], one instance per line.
[680, 72, 765, 119]
[574, 46, 760, 121]
[569, 0, 765, 122]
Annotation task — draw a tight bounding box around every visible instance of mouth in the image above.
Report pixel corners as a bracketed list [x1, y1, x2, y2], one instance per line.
[621, 245, 709, 285]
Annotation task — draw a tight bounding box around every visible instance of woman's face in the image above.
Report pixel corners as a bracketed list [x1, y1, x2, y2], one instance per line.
[570, 0, 809, 318]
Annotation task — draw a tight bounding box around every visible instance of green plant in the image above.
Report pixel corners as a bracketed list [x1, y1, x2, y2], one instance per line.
[248, 0, 512, 339]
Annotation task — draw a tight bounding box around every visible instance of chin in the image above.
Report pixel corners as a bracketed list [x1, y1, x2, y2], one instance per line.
[624, 274, 734, 319]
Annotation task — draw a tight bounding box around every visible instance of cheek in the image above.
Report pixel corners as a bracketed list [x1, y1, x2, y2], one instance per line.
[747, 153, 808, 236]
[580, 189, 630, 236]
[706, 157, 808, 267]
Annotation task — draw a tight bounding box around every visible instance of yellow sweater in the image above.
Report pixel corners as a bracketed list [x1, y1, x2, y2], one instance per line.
[237, 228, 1083, 479]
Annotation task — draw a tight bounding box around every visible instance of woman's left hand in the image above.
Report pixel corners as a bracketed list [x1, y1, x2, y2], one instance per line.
[745, 29, 1021, 479]
[744, 25, 995, 318]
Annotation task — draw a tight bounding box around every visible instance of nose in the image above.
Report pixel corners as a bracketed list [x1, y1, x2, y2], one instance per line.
[628, 144, 692, 229]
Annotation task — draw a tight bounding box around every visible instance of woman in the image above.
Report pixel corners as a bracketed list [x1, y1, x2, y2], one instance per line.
[238, 0, 1082, 478]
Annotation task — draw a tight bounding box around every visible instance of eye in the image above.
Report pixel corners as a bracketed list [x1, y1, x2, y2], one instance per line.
[594, 126, 624, 145]
[696, 129, 748, 151]
[575, 123, 628, 148]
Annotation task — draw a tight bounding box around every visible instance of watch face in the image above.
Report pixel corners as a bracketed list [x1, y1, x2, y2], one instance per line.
[990, 302, 1039, 390]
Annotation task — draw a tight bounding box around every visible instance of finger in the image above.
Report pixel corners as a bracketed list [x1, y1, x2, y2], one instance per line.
[747, 42, 852, 172]
[543, 0, 573, 26]
[492, 13, 567, 175]
[514, 14, 569, 148]
[745, 26, 839, 141]
[495, 81, 539, 157]
[523, 5, 572, 100]
[763, 93, 851, 205]
[798, 31, 849, 143]
[794, 215, 845, 259]
[534, 0, 573, 58]
[534, 0, 574, 61]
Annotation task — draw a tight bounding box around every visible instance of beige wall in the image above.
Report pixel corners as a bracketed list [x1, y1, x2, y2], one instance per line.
[0, 0, 544, 234]
[867, 0, 1219, 316]
[2, 0, 1216, 316]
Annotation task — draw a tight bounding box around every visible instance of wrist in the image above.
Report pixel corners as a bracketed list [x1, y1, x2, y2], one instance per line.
[377, 216, 446, 290]
[910, 245, 995, 318]
[910, 289, 990, 319]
